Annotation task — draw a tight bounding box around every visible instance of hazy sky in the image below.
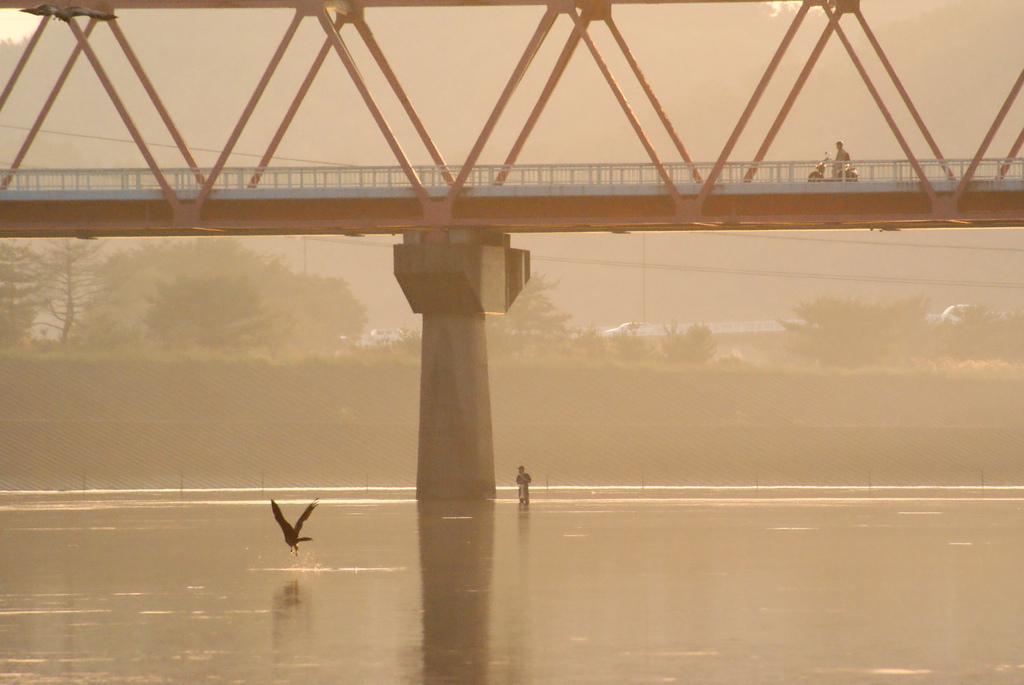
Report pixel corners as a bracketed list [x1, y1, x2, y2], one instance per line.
[2, 0, 1010, 166]
[0, 10, 36, 43]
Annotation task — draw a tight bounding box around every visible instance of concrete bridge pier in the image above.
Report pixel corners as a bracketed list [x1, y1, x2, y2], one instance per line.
[394, 230, 530, 500]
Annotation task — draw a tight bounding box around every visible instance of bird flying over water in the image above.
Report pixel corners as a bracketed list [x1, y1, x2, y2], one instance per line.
[271, 499, 319, 556]
[20, 4, 118, 21]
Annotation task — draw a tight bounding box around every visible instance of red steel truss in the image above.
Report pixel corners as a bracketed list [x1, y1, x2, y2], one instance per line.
[1, 0, 1023, 237]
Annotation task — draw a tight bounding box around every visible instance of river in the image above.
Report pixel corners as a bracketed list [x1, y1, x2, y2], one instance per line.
[2, 488, 1023, 683]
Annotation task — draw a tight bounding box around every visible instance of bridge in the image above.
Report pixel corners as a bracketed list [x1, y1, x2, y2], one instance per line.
[3, 158, 1024, 235]
[2, 0, 1023, 499]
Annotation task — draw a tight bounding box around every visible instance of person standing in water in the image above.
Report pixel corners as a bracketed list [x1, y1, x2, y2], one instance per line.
[516, 465, 532, 505]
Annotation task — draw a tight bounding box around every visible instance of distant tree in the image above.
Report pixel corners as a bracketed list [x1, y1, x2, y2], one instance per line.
[0, 242, 44, 347]
[92, 239, 366, 352]
[94, 239, 276, 328]
[662, 322, 717, 364]
[76, 310, 143, 350]
[37, 239, 104, 346]
[145, 275, 288, 351]
[488, 273, 571, 355]
[569, 327, 607, 357]
[610, 328, 650, 362]
[783, 295, 930, 367]
[1001, 312, 1024, 362]
[941, 305, 1024, 361]
[261, 272, 367, 354]
[392, 328, 422, 357]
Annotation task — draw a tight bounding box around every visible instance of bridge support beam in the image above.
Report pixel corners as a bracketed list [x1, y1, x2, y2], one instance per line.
[394, 230, 529, 500]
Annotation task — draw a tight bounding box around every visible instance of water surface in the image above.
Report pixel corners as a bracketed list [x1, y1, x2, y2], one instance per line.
[2, 488, 1023, 683]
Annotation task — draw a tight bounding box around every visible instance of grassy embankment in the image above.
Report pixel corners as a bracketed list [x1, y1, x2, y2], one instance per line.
[1, 353, 1022, 491]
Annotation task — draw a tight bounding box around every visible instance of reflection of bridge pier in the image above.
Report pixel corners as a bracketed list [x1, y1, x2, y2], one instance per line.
[417, 501, 495, 683]
[395, 230, 529, 501]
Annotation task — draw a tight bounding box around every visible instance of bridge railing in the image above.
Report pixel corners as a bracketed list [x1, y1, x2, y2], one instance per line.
[2, 158, 1022, 194]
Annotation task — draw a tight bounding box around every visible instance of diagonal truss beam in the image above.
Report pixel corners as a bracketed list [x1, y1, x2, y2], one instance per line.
[0, 17, 47, 114]
[495, 8, 704, 189]
[744, 3, 953, 186]
[571, 8, 683, 207]
[494, 7, 701, 193]
[1, 9, 457, 215]
[247, 11, 448, 192]
[106, 20, 203, 185]
[605, 15, 699, 180]
[998, 122, 1024, 180]
[318, 10, 430, 208]
[735, 2, 944, 206]
[955, 64, 1024, 204]
[494, 12, 587, 185]
[248, 13, 344, 188]
[853, 8, 952, 180]
[444, 7, 557, 206]
[826, 4, 935, 202]
[194, 11, 303, 208]
[68, 19, 180, 207]
[3, 20, 97, 189]
[744, 15, 834, 181]
[695, 0, 808, 208]
[2, 18, 200, 207]
[353, 15, 450, 178]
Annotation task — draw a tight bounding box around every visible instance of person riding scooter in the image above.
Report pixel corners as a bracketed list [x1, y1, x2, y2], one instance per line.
[832, 140, 850, 178]
[809, 143, 858, 182]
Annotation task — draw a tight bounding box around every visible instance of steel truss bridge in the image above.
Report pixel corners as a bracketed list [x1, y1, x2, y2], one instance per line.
[3, 158, 1024, 236]
[1, 0, 1023, 237]
[6, 157, 1024, 235]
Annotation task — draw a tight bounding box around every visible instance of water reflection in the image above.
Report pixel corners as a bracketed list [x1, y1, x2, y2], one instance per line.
[417, 501, 494, 685]
[271, 580, 310, 665]
[510, 503, 531, 684]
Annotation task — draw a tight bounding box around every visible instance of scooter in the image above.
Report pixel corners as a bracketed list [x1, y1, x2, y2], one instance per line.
[808, 153, 859, 182]
[832, 161, 859, 181]
[808, 156, 829, 181]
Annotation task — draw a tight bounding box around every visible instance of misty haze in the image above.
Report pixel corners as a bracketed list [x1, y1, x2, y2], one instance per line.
[2, 0, 1024, 682]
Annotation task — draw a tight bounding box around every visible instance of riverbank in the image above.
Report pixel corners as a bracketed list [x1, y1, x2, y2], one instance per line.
[2, 357, 1021, 490]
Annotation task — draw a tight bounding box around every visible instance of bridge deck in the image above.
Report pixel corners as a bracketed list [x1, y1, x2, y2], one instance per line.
[2, 159, 1023, 236]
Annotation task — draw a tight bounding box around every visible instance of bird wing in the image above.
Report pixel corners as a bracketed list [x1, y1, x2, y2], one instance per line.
[293, 499, 319, 535]
[270, 499, 295, 539]
[20, 5, 57, 16]
[65, 6, 117, 19]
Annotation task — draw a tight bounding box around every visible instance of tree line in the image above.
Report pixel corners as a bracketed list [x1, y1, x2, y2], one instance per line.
[782, 295, 1024, 367]
[1, 238, 1021, 367]
[486, 286, 1024, 368]
[0, 238, 367, 354]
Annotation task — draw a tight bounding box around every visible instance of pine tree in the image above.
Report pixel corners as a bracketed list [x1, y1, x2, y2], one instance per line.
[0, 242, 43, 347]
